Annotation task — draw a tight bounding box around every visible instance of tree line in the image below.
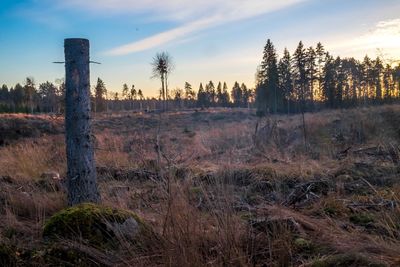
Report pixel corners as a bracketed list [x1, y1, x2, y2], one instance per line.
[0, 78, 65, 113]
[2, 39, 399, 114]
[0, 77, 253, 113]
[256, 39, 400, 116]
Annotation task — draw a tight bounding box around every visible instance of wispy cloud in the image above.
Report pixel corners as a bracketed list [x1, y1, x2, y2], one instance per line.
[107, 16, 220, 55]
[59, 0, 304, 21]
[60, 0, 306, 55]
[329, 18, 400, 59]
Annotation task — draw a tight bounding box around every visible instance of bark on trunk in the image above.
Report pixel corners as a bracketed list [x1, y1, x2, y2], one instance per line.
[64, 38, 100, 206]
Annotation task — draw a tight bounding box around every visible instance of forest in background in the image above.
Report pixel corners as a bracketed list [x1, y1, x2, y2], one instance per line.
[1, 40, 400, 114]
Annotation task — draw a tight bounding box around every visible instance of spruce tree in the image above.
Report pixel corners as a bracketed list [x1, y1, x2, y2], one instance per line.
[24, 77, 36, 113]
[315, 42, 325, 100]
[222, 82, 230, 107]
[231, 81, 242, 107]
[122, 84, 129, 100]
[94, 78, 107, 112]
[322, 53, 336, 108]
[216, 82, 223, 105]
[372, 57, 383, 101]
[257, 39, 280, 114]
[383, 64, 394, 100]
[197, 83, 206, 108]
[306, 46, 317, 110]
[278, 48, 293, 114]
[293, 41, 307, 112]
[241, 83, 249, 108]
[205, 81, 215, 107]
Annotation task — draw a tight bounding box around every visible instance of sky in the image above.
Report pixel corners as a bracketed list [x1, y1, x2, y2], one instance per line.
[1, 0, 400, 97]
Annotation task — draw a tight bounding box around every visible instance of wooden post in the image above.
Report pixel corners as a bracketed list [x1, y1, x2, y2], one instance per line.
[64, 38, 100, 205]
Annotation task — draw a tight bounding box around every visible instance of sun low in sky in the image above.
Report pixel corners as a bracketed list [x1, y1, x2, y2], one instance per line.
[1, 0, 400, 97]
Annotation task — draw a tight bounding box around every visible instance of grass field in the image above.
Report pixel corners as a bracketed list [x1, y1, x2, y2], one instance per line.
[1, 105, 400, 266]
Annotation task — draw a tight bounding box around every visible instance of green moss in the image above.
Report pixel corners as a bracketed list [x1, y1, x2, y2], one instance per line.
[43, 203, 157, 250]
[189, 186, 202, 195]
[323, 207, 337, 216]
[310, 253, 386, 267]
[294, 238, 313, 251]
[239, 212, 253, 221]
[349, 213, 375, 226]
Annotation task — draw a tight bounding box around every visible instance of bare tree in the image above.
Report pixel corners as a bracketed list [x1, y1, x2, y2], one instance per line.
[151, 52, 173, 111]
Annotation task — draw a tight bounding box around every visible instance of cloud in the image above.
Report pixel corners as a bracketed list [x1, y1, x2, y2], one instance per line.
[63, 0, 306, 55]
[107, 16, 220, 55]
[58, 0, 304, 21]
[329, 18, 400, 59]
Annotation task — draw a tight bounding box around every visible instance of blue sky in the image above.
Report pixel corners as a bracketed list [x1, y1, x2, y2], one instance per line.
[1, 0, 400, 97]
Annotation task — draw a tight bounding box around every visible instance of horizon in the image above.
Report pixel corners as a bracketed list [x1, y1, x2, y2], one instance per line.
[1, 0, 400, 97]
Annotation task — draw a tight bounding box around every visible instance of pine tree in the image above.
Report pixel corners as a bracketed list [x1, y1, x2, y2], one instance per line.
[197, 83, 207, 108]
[38, 81, 57, 112]
[383, 64, 394, 100]
[322, 53, 336, 108]
[346, 57, 362, 106]
[138, 89, 144, 100]
[394, 64, 400, 98]
[258, 39, 281, 114]
[362, 55, 373, 105]
[306, 46, 317, 110]
[0, 84, 10, 112]
[24, 77, 36, 113]
[334, 57, 345, 108]
[184, 82, 195, 100]
[151, 52, 173, 111]
[216, 82, 223, 105]
[13, 83, 25, 111]
[205, 81, 215, 107]
[293, 41, 307, 111]
[222, 82, 230, 107]
[278, 48, 293, 114]
[241, 83, 250, 108]
[94, 78, 107, 112]
[122, 83, 129, 100]
[315, 42, 325, 100]
[372, 57, 383, 102]
[231, 82, 242, 107]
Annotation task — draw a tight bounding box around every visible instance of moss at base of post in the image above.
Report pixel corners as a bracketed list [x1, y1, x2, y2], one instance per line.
[43, 203, 159, 251]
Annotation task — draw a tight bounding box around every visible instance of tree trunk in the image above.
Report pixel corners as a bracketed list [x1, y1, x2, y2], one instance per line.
[165, 74, 169, 111]
[64, 38, 100, 206]
[161, 74, 165, 111]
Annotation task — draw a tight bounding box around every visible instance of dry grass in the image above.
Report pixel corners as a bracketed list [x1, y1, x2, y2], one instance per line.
[1, 105, 400, 266]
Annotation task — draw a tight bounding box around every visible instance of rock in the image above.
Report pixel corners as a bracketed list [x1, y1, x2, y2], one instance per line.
[43, 203, 160, 250]
[108, 217, 139, 241]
